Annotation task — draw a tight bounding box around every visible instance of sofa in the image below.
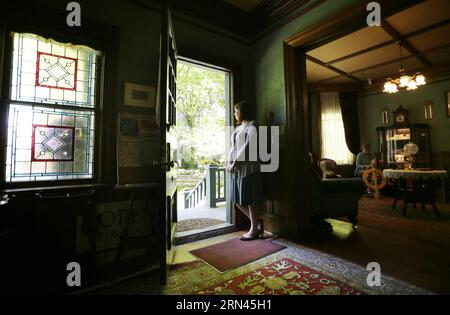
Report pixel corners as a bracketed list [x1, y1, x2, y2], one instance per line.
[308, 153, 365, 228]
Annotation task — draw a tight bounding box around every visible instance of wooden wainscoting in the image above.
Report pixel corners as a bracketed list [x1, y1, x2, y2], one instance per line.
[432, 152, 450, 169]
[260, 150, 288, 237]
[431, 152, 450, 203]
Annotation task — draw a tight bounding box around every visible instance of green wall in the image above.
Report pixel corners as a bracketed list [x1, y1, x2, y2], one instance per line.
[252, 0, 358, 125]
[358, 77, 450, 153]
[33, 0, 252, 113]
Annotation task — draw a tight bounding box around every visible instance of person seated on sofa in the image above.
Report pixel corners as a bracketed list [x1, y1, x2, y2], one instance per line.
[354, 143, 376, 177]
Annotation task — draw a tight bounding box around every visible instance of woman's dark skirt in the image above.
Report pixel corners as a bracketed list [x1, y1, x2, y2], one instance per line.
[230, 171, 263, 206]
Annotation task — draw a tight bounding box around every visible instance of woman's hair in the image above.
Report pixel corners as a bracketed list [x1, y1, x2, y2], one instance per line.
[234, 100, 254, 121]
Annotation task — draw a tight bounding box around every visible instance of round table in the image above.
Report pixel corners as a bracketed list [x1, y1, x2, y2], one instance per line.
[382, 169, 448, 216]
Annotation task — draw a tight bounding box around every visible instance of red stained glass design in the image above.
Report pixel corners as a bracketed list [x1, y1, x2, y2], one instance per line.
[36, 52, 78, 90]
[31, 125, 75, 162]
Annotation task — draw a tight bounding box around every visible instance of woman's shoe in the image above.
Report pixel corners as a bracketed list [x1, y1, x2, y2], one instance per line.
[258, 219, 264, 239]
[239, 235, 257, 241]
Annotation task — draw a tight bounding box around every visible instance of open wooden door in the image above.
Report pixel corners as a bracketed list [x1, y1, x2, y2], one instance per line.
[157, 3, 178, 285]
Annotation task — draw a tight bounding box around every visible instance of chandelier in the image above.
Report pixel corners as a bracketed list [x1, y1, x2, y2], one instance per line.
[383, 42, 426, 94]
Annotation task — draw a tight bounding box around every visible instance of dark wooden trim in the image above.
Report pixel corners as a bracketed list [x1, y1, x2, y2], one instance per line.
[0, 20, 11, 185]
[251, 0, 310, 26]
[285, 1, 368, 48]
[306, 55, 363, 83]
[0, 1, 119, 188]
[282, 0, 426, 241]
[250, 0, 326, 44]
[446, 91, 450, 119]
[175, 224, 239, 245]
[316, 92, 322, 160]
[283, 43, 311, 241]
[381, 20, 432, 67]
[311, 41, 450, 88]
[308, 82, 364, 93]
[285, 0, 426, 49]
[126, 0, 326, 46]
[0, 183, 112, 195]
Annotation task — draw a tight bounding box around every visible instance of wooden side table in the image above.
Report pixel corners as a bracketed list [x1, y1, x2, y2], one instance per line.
[382, 169, 447, 217]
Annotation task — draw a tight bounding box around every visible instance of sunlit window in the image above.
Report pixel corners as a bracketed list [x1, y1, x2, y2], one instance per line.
[4, 32, 101, 183]
[320, 92, 354, 165]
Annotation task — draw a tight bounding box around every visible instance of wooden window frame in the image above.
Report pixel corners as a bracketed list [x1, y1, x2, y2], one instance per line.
[0, 5, 119, 190]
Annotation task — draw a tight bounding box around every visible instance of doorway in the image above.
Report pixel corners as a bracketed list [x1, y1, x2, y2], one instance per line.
[175, 57, 233, 239]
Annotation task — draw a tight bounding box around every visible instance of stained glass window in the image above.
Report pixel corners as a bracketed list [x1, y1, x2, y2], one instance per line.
[4, 32, 101, 183]
[10, 32, 99, 108]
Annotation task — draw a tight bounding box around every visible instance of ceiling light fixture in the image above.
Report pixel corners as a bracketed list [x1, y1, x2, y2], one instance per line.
[383, 41, 426, 94]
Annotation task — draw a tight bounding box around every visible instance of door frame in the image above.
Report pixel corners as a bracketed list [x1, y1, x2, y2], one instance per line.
[282, 0, 424, 241]
[173, 50, 243, 244]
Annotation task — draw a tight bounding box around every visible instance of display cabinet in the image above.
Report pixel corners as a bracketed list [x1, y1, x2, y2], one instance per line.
[376, 123, 431, 168]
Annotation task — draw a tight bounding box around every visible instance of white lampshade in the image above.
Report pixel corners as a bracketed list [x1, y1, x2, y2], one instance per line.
[415, 74, 426, 86]
[407, 80, 418, 90]
[399, 75, 410, 87]
[383, 81, 398, 94]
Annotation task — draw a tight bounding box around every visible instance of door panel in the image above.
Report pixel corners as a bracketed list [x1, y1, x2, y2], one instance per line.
[158, 4, 178, 285]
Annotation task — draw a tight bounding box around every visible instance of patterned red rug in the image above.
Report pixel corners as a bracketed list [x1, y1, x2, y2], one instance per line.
[358, 196, 450, 245]
[196, 257, 365, 295]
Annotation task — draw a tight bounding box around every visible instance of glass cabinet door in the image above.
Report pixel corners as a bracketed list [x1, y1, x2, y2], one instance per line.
[385, 128, 411, 164]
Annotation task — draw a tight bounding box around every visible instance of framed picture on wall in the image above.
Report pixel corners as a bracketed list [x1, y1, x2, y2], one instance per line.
[446, 90, 450, 118]
[124, 83, 156, 109]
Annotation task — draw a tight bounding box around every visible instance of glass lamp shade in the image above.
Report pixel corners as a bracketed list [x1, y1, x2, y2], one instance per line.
[415, 74, 426, 86]
[404, 142, 419, 155]
[399, 75, 410, 87]
[407, 80, 418, 90]
[383, 81, 398, 93]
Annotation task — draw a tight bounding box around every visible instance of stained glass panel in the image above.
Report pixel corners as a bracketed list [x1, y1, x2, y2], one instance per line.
[5, 104, 94, 182]
[36, 52, 77, 90]
[10, 32, 100, 108]
[32, 125, 75, 161]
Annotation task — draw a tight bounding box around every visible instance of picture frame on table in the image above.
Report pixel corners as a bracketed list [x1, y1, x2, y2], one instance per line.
[124, 82, 156, 109]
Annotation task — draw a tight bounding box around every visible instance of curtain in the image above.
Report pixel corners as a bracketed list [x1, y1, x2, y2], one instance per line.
[339, 92, 361, 155]
[320, 92, 354, 165]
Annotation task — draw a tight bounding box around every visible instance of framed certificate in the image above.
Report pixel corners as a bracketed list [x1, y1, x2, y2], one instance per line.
[124, 82, 156, 109]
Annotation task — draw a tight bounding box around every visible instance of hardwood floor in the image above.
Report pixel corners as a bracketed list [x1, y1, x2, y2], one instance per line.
[89, 219, 450, 294]
[305, 219, 450, 294]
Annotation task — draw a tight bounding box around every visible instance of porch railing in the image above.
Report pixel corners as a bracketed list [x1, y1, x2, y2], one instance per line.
[184, 166, 226, 209]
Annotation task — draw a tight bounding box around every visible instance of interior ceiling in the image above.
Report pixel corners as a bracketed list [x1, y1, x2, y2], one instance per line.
[306, 0, 450, 89]
[224, 0, 265, 12]
[146, 0, 315, 40]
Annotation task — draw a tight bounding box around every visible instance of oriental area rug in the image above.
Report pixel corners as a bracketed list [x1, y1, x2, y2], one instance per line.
[163, 239, 432, 295]
[196, 257, 364, 295]
[91, 238, 433, 295]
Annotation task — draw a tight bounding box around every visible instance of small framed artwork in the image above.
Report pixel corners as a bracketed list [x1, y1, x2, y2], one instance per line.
[381, 107, 389, 125]
[446, 90, 450, 118]
[124, 83, 156, 109]
[423, 100, 434, 120]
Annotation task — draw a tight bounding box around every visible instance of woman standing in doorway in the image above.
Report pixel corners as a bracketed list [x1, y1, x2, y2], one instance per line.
[227, 101, 264, 241]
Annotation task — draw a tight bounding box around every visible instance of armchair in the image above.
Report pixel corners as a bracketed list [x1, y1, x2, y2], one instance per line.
[309, 153, 365, 228]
